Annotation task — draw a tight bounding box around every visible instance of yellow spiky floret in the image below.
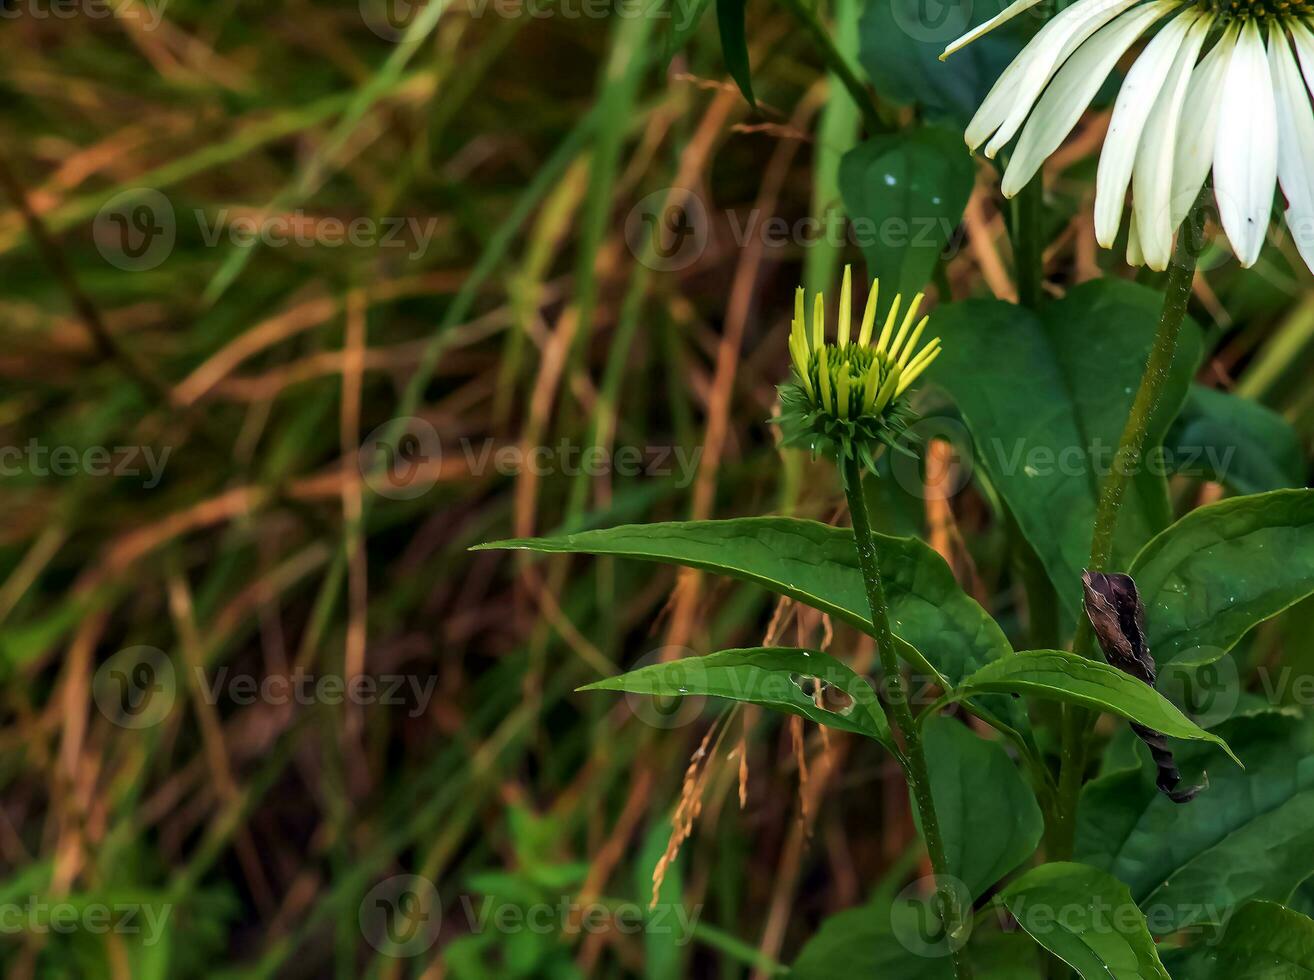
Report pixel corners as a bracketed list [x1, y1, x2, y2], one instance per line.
[787, 265, 942, 419]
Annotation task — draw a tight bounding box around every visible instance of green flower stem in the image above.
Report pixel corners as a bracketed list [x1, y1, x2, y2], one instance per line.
[776, 0, 885, 134]
[1050, 207, 1203, 860]
[841, 456, 973, 980]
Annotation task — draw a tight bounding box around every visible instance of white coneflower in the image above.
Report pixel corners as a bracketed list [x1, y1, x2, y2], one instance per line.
[943, 0, 1314, 272]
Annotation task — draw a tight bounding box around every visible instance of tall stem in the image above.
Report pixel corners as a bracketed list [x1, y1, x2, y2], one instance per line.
[841, 456, 973, 980]
[1050, 207, 1203, 859]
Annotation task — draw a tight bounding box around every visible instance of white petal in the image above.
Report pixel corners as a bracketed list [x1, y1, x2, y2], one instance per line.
[1289, 21, 1314, 95]
[942, 0, 1046, 60]
[1171, 25, 1236, 229]
[968, 0, 1148, 155]
[1095, 11, 1202, 249]
[1214, 19, 1278, 268]
[966, 46, 1044, 151]
[1127, 209, 1146, 266]
[1001, 2, 1178, 197]
[1270, 25, 1314, 274]
[1131, 15, 1212, 268]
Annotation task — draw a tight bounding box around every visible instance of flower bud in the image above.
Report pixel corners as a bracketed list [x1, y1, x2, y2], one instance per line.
[777, 265, 941, 470]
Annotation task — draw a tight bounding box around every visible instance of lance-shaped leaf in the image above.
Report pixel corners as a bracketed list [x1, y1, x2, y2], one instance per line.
[580, 647, 895, 749]
[1130, 489, 1314, 664]
[998, 863, 1170, 980]
[715, 0, 753, 106]
[476, 517, 1015, 699]
[1078, 710, 1314, 932]
[935, 650, 1240, 764]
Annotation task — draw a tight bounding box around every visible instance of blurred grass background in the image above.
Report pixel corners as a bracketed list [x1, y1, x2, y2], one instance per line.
[2, 0, 1313, 975]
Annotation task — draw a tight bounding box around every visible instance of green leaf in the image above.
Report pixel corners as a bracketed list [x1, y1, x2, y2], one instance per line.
[997, 863, 1170, 980]
[637, 820, 686, 980]
[1078, 711, 1314, 933]
[839, 127, 975, 296]
[1165, 385, 1304, 496]
[929, 281, 1202, 615]
[1163, 901, 1314, 977]
[941, 650, 1240, 764]
[920, 716, 1043, 899]
[857, 0, 1025, 126]
[1130, 489, 1314, 664]
[791, 902, 951, 979]
[792, 894, 1040, 979]
[475, 517, 1011, 694]
[580, 647, 895, 749]
[715, 0, 753, 106]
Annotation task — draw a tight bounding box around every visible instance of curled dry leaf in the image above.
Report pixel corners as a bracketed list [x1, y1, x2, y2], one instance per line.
[1082, 570, 1207, 804]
